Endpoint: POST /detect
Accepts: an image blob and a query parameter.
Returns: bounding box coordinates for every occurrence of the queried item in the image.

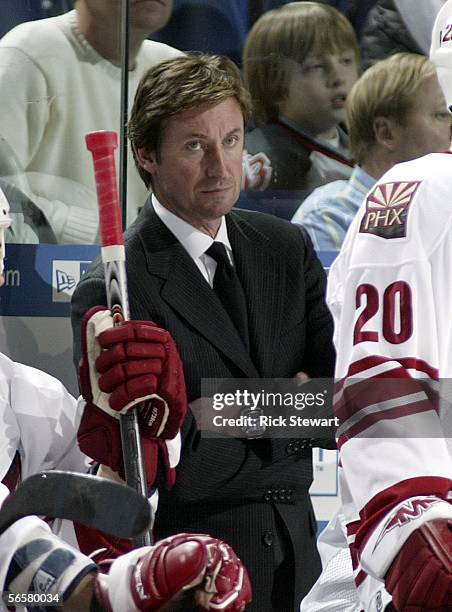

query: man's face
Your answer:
[129,0,173,32]
[280,49,360,138]
[81,0,173,34]
[143,98,244,232]
[394,74,452,162]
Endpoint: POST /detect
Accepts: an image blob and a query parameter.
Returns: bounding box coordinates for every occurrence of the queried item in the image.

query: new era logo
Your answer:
[52,260,91,302]
[55,269,76,292]
[360,181,421,239]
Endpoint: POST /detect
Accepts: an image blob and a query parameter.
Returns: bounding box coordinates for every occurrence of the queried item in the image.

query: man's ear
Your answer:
[373,116,399,152]
[133,144,157,172]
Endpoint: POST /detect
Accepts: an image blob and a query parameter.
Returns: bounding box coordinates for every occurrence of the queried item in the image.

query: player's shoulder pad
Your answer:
[352,153,452,259]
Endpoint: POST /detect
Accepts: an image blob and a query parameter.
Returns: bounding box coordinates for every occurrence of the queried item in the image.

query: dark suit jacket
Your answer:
[71,202,335,611]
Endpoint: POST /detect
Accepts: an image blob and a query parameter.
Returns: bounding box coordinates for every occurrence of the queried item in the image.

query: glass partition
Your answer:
[0,0,351,526]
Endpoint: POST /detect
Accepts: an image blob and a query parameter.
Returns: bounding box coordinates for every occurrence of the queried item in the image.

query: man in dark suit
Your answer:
[71,54,335,611]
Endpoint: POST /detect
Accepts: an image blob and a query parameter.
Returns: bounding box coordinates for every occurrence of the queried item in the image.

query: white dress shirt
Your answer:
[152,194,234,287]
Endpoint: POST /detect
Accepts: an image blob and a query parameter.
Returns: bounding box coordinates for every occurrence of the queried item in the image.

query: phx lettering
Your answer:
[360,181,421,239]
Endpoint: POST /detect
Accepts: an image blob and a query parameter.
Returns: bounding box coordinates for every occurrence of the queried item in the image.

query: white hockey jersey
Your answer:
[0,349,181,609]
[326,151,452,605]
[0,352,88,485]
[0,355,90,610]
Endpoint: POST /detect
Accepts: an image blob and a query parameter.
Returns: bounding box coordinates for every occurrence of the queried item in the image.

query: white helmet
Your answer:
[431,0,452,111]
[0,187,11,277]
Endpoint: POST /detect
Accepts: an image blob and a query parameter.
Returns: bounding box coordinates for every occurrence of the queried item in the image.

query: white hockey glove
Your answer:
[2,519,97,606]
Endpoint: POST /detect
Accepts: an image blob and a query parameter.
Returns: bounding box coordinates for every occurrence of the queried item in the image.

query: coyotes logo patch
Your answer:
[360,181,421,239]
[374,497,440,550]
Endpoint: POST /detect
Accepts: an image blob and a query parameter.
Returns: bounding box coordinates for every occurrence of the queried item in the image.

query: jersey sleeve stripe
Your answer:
[340,355,439,381]
[337,398,434,448]
[335,378,432,424]
[335,355,440,445]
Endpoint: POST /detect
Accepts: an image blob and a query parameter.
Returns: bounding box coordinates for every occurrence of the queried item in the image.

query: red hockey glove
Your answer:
[94,534,252,611]
[385,519,452,610]
[78,306,187,484]
[194,534,252,611]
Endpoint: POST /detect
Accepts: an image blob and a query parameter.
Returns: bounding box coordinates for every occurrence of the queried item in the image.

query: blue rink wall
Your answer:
[0,244,340,530]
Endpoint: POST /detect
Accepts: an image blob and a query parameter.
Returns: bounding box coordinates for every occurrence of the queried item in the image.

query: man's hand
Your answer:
[94,533,252,611]
[385,518,452,610]
[77,306,187,484]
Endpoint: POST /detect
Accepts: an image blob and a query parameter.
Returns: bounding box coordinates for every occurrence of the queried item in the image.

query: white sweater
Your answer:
[0,11,181,243]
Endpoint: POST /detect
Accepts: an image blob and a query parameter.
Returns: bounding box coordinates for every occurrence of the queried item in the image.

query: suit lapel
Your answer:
[227,212,285,376]
[138,207,259,377]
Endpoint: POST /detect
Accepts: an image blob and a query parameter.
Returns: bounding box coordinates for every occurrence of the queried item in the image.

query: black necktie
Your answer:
[206,242,249,349]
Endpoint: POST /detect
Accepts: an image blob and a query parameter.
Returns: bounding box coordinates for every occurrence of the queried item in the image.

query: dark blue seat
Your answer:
[152,0,249,66]
[235,190,307,221]
[0,0,73,38]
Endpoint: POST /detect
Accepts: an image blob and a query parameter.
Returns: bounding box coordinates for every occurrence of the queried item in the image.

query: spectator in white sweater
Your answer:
[0,0,181,244]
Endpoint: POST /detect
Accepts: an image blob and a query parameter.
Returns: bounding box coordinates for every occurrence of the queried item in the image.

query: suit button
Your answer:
[287,489,293,501]
[290,441,298,453]
[263,489,272,502]
[278,488,287,501]
[262,531,274,547]
[285,441,294,455]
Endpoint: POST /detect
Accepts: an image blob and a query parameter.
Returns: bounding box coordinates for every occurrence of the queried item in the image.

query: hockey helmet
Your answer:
[431,0,452,112]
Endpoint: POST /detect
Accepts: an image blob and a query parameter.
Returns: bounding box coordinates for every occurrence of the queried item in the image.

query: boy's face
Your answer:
[280,49,359,138]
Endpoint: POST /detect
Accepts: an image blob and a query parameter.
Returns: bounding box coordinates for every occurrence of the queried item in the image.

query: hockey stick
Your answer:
[119,0,130,230]
[85,130,151,548]
[0,471,151,538]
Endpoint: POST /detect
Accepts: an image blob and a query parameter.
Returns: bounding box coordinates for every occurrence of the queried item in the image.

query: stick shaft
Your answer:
[86,130,151,547]
[119,0,130,230]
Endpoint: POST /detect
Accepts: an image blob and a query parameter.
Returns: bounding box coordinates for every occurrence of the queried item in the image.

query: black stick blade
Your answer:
[0,471,151,538]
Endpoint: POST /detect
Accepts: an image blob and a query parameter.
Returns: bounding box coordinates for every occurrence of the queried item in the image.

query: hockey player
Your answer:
[0,187,252,610]
[321,1,452,610]
[0,480,251,612]
[0,479,251,611]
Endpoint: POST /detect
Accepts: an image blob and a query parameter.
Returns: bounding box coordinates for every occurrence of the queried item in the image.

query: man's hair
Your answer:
[242,1,360,126]
[128,53,251,188]
[346,53,437,165]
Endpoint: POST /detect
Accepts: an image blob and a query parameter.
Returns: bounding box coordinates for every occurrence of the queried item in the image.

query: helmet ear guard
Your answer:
[0,186,12,277]
[430,0,452,113]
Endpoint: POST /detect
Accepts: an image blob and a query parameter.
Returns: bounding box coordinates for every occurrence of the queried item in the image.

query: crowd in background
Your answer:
[0,0,449,250]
